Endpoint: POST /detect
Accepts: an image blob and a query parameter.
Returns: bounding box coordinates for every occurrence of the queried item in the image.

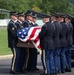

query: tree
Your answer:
[32,5,41,12]
[0,0,74,19]
[39,0,74,15]
[68,0,74,4]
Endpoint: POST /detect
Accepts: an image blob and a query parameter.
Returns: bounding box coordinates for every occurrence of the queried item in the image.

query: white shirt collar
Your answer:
[51,20,57,23]
[12,19,17,23]
[28,20,31,23]
[32,22,35,25]
[59,20,63,23]
[66,21,70,24]
[18,20,22,24]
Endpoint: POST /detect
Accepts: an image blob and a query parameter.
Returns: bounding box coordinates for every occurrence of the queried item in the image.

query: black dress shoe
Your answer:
[9,70,24,74]
[19,70,27,73]
[65,68,71,72]
[49,74,57,75]
[61,71,65,73]
[34,67,39,71]
[9,70,19,74]
[40,73,48,75]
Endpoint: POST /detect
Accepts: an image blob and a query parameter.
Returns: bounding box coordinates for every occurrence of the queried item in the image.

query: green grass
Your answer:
[0,27,12,55]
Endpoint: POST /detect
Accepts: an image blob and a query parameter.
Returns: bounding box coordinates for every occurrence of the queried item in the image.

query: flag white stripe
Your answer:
[31,29,41,40]
[34,40,40,48]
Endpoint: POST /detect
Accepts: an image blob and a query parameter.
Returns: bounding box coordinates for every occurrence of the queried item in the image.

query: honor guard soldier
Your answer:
[15,12,24,30]
[57,13,68,73]
[15,12,28,72]
[51,12,62,74]
[30,13,39,71]
[25,10,36,71]
[32,13,38,26]
[39,15,55,75]
[25,10,33,26]
[65,14,73,72]
[7,12,20,74]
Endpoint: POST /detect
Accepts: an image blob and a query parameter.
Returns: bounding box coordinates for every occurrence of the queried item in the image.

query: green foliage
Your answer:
[0,27,11,55]
[40,0,74,15]
[68,0,74,4]
[0,0,74,17]
[0,0,74,55]
[32,5,41,12]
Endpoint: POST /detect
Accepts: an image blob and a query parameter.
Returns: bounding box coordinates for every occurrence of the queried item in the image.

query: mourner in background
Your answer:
[39,15,55,75]
[7,12,20,74]
[57,13,68,73]
[65,14,73,72]
[51,12,62,74]
[15,12,28,72]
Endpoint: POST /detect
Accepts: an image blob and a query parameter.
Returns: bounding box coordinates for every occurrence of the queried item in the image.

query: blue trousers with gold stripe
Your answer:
[26,48,37,70]
[60,47,67,73]
[10,47,20,72]
[41,50,47,74]
[65,45,72,70]
[41,49,55,74]
[18,47,27,71]
[53,48,61,73]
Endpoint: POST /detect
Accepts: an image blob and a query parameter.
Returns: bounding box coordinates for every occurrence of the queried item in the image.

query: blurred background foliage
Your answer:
[0,0,74,19]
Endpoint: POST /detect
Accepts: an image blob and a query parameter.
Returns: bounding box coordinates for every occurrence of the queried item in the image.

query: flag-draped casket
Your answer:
[17,26,41,50]
[17,40,35,48]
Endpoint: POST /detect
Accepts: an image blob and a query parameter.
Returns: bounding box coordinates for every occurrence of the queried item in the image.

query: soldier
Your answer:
[39,15,55,75]
[30,13,39,71]
[51,12,62,74]
[65,14,73,72]
[57,13,68,73]
[15,12,28,72]
[42,15,49,23]
[16,12,25,30]
[32,13,38,26]
[25,10,33,26]
[7,12,20,74]
[25,10,36,71]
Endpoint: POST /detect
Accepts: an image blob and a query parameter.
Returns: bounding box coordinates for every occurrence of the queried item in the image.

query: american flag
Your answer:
[17,26,41,50]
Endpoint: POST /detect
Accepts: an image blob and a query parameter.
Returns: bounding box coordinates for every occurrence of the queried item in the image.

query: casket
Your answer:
[17,38,35,48]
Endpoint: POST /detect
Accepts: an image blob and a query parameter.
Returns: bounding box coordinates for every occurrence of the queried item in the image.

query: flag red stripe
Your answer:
[33,35,39,43]
[37,44,40,49]
[29,27,40,40]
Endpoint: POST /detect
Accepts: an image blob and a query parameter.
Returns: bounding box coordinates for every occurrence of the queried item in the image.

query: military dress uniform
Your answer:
[52,20,62,73]
[7,19,20,73]
[15,20,23,29]
[25,19,37,71]
[60,20,68,73]
[30,21,39,70]
[23,19,34,71]
[24,11,38,71]
[15,18,29,72]
[39,21,55,75]
[65,18,73,71]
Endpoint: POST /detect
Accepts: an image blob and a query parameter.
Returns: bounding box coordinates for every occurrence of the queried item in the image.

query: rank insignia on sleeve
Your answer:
[12,27,14,30]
